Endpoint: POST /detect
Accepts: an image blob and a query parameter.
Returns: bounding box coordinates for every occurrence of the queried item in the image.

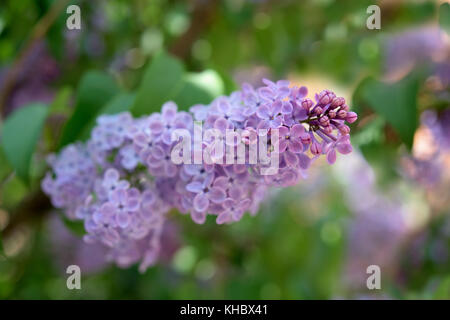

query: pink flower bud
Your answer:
[338,124,350,135]
[337,109,347,119]
[321,126,333,134]
[319,115,330,127]
[300,133,311,145]
[331,97,345,108]
[346,111,358,124]
[301,98,313,111]
[310,141,322,155]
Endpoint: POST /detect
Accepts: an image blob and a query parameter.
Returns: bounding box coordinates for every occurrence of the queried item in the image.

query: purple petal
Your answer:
[186,181,203,193]
[258,87,275,101]
[216,211,231,224]
[208,187,226,204]
[214,117,229,132]
[281,101,293,114]
[290,124,305,138]
[278,126,289,137]
[213,176,229,189]
[149,120,164,135]
[288,140,303,153]
[116,212,130,228]
[161,101,177,122]
[327,148,337,164]
[284,151,299,167]
[297,153,311,170]
[191,210,207,224]
[336,142,353,154]
[222,198,235,209]
[271,100,282,115]
[104,168,119,182]
[193,193,209,212]
[278,140,288,153]
[256,105,271,120]
[126,197,140,212]
[151,145,165,160]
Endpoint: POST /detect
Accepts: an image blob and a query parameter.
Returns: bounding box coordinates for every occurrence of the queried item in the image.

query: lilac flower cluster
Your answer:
[42,79,357,271]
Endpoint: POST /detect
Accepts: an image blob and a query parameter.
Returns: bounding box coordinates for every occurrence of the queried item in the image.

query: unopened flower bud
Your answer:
[317,90,336,105]
[300,133,311,145]
[314,106,323,115]
[340,104,349,111]
[337,109,347,119]
[345,111,358,124]
[301,98,313,111]
[310,141,322,155]
[338,124,350,135]
[328,109,336,119]
[331,97,345,108]
[321,126,333,134]
[319,115,330,127]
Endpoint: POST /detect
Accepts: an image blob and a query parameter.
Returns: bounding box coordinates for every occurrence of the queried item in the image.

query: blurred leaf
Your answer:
[433,276,450,299]
[0,230,4,258]
[132,51,185,116]
[80,92,136,140]
[61,215,86,237]
[1,103,48,183]
[59,71,118,148]
[353,73,419,150]
[173,70,224,109]
[49,86,73,115]
[0,147,13,182]
[1,175,27,208]
[439,3,450,34]
[185,70,224,98]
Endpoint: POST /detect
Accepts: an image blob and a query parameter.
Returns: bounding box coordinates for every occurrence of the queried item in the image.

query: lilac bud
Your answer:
[310,141,322,155]
[317,90,336,105]
[346,111,358,124]
[319,115,330,127]
[301,98,313,111]
[321,125,333,134]
[337,109,347,119]
[328,109,337,119]
[300,133,311,145]
[338,124,350,135]
[341,104,349,111]
[331,97,345,108]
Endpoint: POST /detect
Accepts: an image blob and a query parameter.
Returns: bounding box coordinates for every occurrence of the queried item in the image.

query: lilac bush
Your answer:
[42,79,357,271]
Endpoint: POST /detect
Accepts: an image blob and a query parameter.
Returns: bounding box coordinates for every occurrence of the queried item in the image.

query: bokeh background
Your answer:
[0,0,449,299]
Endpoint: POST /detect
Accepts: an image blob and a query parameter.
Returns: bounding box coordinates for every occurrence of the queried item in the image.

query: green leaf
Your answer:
[353,73,419,150]
[49,86,73,115]
[79,92,136,140]
[132,51,185,116]
[439,3,450,34]
[173,70,225,109]
[61,215,86,237]
[59,71,118,148]
[1,103,48,182]
[0,230,4,258]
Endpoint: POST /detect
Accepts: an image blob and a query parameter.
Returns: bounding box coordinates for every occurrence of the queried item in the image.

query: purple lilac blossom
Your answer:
[42,79,358,271]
